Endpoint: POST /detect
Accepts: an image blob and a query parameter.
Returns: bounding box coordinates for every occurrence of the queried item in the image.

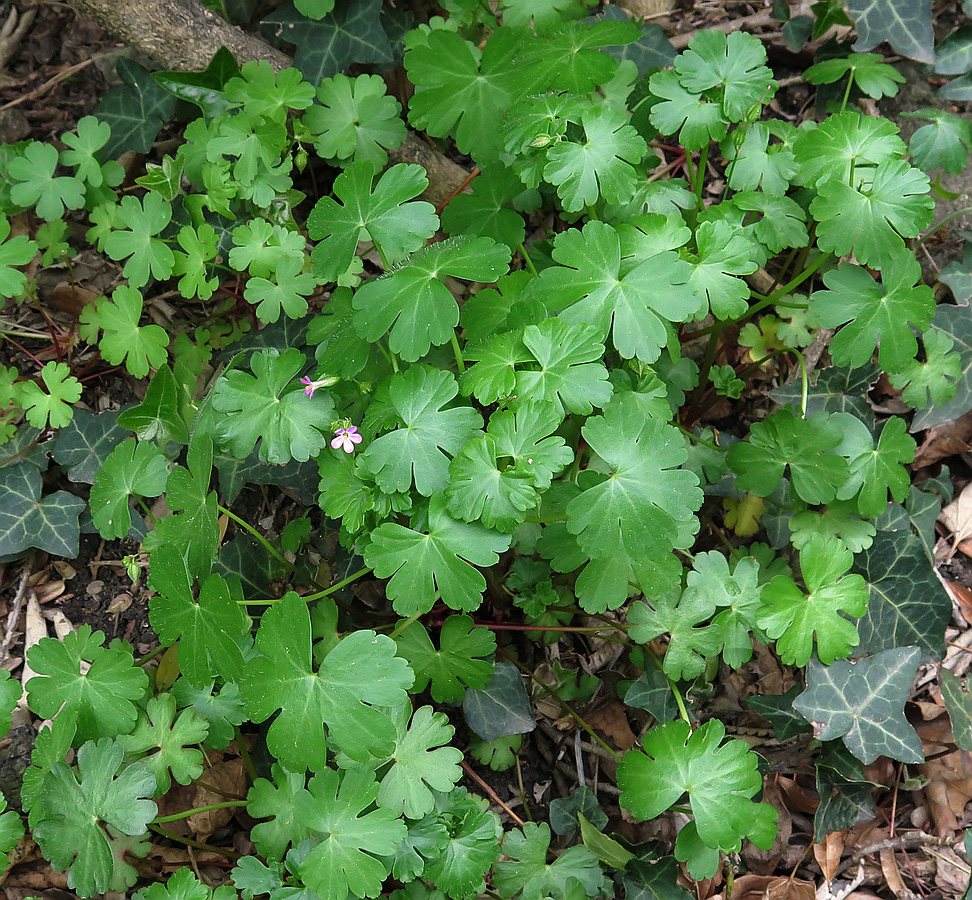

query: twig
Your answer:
[0,52,113,111]
[834,833,960,878]
[0,568,29,668]
[461,759,525,826]
[670,10,775,49]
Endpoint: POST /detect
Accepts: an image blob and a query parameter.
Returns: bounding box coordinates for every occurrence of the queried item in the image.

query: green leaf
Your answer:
[95,58,176,158]
[648,69,728,150]
[7,141,85,221]
[674,30,774,120]
[537,220,696,363]
[793,646,924,763]
[727,408,849,505]
[814,743,875,838]
[810,160,933,269]
[245,255,317,324]
[543,105,648,211]
[440,166,527,249]
[792,111,905,188]
[222,61,316,122]
[117,365,189,445]
[261,0,392,88]
[212,348,335,464]
[229,219,305,279]
[757,534,868,666]
[835,414,915,517]
[362,366,482,496]
[294,766,407,900]
[32,739,156,897]
[617,718,777,852]
[0,461,85,559]
[26,625,148,742]
[745,686,812,741]
[845,0,933,64]
[304,73,405,166]
[307,161,436,283]
[911,292,972,430]
[240,592,413,769]
[394,615,495,703]
[134,866,235,900]
[171,679,245,750]
[461,331,533,405]
[365,495,510,616]
[81,285,170,378]
[425,788,502,898]
[119,693,208,794]
[19,361,81,429]
[628,591,722,681]
[102,192,175,288]
[353,236,510,362]
[52,408,128,484]
[567,402,702,561]
[889,329,962,409]
[906,108,972,174]
[724,123,797,196]
[852,529,951,660]
[623,853,695,900]
[463,661,535,742]
[60,116,115,187]
[494,822,609,900]
[89,439,168,540]
[549,786,608,837]
[770,363,880,429]
[578,812,636,870]
[245,765,311,862]
[0,215,37,298]
[805,52,905,98]
[686,220,759,320]
[151,47,240,118]
[376,704,463,818]
[812,251,938,385]
[148,544,249,686]
[171,223,219,301]
[406,27,529,163]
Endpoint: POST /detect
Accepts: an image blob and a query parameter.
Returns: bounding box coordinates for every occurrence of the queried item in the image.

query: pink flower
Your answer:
[300,376,316,397]
[300,374,340,398]
[331,425,362,453]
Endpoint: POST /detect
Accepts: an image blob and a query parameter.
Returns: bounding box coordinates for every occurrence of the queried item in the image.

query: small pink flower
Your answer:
[300,376,316,397]
[331,425,362,453]
[300,374,340,398]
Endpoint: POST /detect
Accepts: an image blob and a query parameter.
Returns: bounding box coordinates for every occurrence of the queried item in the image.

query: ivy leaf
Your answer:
[7,141,85,221]
[102,192,175,288]
[375,704,463,818]
[212,348,335,464]
[686,220,759,320]
[543,105,647,211]
[494,822,609,900]
[26,625,148,743]
[148,544,249,686]
[617,719,777,852]
[362,366,482,496]
[353,236,510,362]
[294,766,408,900]
[364,495,511,616]
[757,535,869,666]
[852,530,951,660]
[770,363,880,429]
[394,615,496,703]
[0,461,85,559]
[835,414,915,517]
[240,592,413,769]
[810,159,933,269]
[727,408,849,505]
[515,318,613,415]
[566,402,702,562]
[20,361,81,429]
[793,646,924,763]
[261,0,392,88]
[304,73,405,166]
[674,30,774,120]
[809,253,934,375]
[89,439,168,540]
[307,162,437,283]
[845,0,933,64]
[405,27,531,163]
[648,70,728,150]
[119,693,208,795]
[905,108,972,174]
[628,592,722,681]
[32,739,156,897]
[463,661,535,742]
[537,220,696,363]
[82,285,170,379]
[805,52,905,99]
[941,669,972,752]
[95,58,176,158]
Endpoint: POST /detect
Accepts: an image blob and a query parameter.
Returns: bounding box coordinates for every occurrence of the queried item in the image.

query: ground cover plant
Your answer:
[2,0,972,897]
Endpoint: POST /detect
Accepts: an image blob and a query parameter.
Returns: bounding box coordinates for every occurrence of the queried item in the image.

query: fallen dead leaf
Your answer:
[914,409,972,469]
[930,845,970,895]
[940,482,972,559]
[814,830,846,884]
[187,757,246,842]
[582,699,636,751]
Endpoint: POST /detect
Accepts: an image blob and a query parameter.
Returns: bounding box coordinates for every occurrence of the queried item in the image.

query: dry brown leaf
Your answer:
[187,757,246,841]
[718,875,816,900]
[917,717,972,835]
[742,779,792,874]
[878,848,909,897]
[914,410,972,468]
[583,699,636,751]
[940,482,972,557]
[815,830,846,884]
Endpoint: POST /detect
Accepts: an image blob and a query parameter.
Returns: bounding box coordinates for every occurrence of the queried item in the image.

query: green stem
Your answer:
[148,824,239,858]
[678,425,727,452]
[518,243,539,277]
[522,513,567,524]
[138,499,158,528]
[792,349,809,417]
[152,801,247,824]
[450,332,466,374]
[693,145,709,208]
[917,206,972,246]
[839,70,855,113]
[668,676,692,726]
[136,644,169,667]
[373,241,390,271]
[300,566,371,602]
[235,726,257,783]
[389,611,424,640]
[217,504,290,571]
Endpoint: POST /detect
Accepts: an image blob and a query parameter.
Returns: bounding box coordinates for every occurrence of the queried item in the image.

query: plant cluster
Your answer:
[0,0,971,898]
